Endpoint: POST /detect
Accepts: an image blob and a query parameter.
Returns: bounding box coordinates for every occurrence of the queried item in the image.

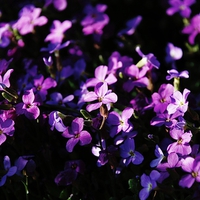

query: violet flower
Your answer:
[167,128,192,156]
[0,23,11,48]
[179,156,200,188]
[62,117,92,152]
[166,0,196,18]
[55,160,85,186]
[166,69,189,80]
[0,116,15,145]
[0,155,17,187]
[120,138,144,166]
[107,107,134,137]
[150,145,165,168]
[15,89,40,120]
[165,43,183,63]
[45,20,72,44]
[44,0,67,11]
[182,14,200,45]
[167,88,190,115]
[86,65,117,88]
[118,15,142,36]
[12,4,48,35]
[83,82,118,112]
[139,170,160,200]
[0,69,14,90]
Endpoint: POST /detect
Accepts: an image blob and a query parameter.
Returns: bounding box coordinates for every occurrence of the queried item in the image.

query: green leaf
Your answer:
[128,178,138,194]
[80,109,92,120]
[59,189,69,199]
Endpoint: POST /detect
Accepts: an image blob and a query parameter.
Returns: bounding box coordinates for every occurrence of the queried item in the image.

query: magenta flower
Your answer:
[12,4,48,35]
[166,0,196,18]
[167,128,192,156]
[86,65,117,88]
[0,69,14,90]
[45,20,72,44]
[166,69,189,80]
[15,89,40,120]
[44,0,67,11]
[182,14,200,45]
[151,83,174,113]
[0,116,15,145]
[55,160,85,186]
[139,170,160,200]
[120,138,144,166]
[62,117,92,152]
[33,74,57,101]
[0,156,17,187]
[83,82,118,112]
[179,156,200,188]
[118,15,142,36]
[167,88,190,115]
[107,107,134,137]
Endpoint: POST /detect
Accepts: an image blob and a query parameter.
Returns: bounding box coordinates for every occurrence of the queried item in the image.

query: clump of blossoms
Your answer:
[0,0,200,199]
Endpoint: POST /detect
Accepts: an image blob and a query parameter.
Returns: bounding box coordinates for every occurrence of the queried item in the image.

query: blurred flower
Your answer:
[55,160,85,186]
[165,43,183,63]
[182,14,200,45]
[166,69,189,80]
[44,0,67,11]
[166,0,196,18]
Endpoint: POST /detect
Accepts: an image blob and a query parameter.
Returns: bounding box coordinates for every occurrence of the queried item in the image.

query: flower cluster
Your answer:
[0,0,200,199]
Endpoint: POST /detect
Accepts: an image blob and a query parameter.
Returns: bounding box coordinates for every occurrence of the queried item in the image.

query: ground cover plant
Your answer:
[0,0,200,199]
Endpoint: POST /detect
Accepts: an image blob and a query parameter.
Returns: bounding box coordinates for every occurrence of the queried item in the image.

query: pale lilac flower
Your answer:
[83,82,118,112]
[62,117,92,152]
[0,156,17,187]
[0,23,11,48]
[0,69,14,90]
[166,69,189,80]
[86,65,117,87]
[0,116,15,145]
[118,15,142,36]
[150,145,165,168]
[120,138,144,166]
[167,128,192,155]
[166,0,196,18]
[139,170,160,200]
[165,43,183,63]
[107,107,134,137]
[45,20,72,44]
[55,160,85,186]
[179,156,200,188]
[48,111,67,132]
[12,4,48,35]
[44,0,67,11]
[15,89,40,120]
[167,88,190,115]
[182,14,200,45]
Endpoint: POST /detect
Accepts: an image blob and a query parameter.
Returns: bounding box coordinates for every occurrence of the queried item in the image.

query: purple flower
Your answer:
[139,170,160,200]
[62,117,92,152]
[123,65,149,92]
[167,88,190,115]
[46,92,74,106]
[0,156,17,187]
[114,130,137,145]
[33,74,57,101]
[45,20,72,44]
[44,0,67,11]
[166,69,189,80]
[182,14,200,44]
[55,160,85,186]
[0,23,11,48]
[83,82,118,112]
[179,156,200,188]
[48,111,67,132]
[151,83,174,113]
[107,107,134,137]
[12,5,48,35]
[167,128,192,155]
[0,69,14,90]
[86,65,117,87]
[165,43,183,63]
[15,89,40,120]
[118,15,142,36]
[120,138,144,166]
[166,0,196,18]
[150,145,165,168]
[0,116,15,145]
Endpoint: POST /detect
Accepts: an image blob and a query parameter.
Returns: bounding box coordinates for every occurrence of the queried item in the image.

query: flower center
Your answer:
[148,183,152,191]
[74,133,80,139]
[160,98,165,103]
[129,150,135,156]
[192,171,198,178]
[0,129,3,135]
[37,85,42,91]
[177,138,183,145]
[71,163,77,170]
